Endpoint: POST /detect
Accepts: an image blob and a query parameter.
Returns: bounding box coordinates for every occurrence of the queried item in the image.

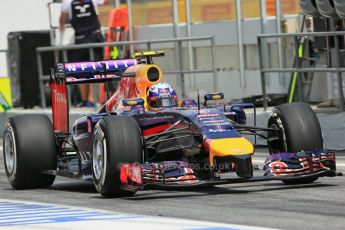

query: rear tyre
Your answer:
[92,116,143,197]
[267,102,323,184]
[2,115,57,189]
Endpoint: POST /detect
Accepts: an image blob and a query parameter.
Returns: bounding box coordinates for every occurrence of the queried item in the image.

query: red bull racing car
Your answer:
[2,51,338,197]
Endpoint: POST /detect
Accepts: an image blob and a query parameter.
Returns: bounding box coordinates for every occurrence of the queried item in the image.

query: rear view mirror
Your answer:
[122,98,144,107]
[204,92,224,106]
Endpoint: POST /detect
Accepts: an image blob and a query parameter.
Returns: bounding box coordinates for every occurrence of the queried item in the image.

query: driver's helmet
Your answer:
[147,82,177,108]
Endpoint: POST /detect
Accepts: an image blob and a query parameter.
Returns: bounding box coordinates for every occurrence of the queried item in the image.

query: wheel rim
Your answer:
[4,125,16,175]
[268,119,287,153]
[92,127,106,181]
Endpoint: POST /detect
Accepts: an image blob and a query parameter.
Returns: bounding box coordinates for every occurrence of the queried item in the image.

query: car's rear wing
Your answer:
[50,52,165,133]
[52,59,137,85]
[50,59,137,133]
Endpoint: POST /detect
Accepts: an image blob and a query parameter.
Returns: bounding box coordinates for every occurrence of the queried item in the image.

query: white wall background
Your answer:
[0,0,53,77]
[0,1,330,104]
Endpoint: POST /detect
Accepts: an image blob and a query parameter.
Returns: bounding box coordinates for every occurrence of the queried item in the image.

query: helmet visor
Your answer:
[149,98,177,108]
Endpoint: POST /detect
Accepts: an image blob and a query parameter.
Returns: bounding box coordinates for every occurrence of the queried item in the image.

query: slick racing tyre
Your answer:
[267,102,323,184]
[3,115,57,189]
[92,116,143,197]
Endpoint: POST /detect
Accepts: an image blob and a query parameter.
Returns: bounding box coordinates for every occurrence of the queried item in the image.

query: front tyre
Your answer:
[267,102,323,184]
[92,116,143,197]
[2,115,57,189]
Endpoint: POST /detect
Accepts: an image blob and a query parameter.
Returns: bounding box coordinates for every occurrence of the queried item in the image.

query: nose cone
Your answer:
[209,137,254,167]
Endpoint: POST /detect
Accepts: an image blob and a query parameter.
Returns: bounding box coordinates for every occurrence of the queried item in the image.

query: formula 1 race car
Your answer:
[2,51,338,197]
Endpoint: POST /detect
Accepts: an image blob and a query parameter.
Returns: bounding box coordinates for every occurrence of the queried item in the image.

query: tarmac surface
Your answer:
[0,143,345,230]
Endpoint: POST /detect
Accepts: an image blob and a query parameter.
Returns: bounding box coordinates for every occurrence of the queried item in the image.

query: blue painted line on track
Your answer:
[0,200,141,227]
[0,204,51,208]
[0,205,52,209]
[0,216,140,227]
[0,207,73,215]
[0,201,262,230]
[0,211,112,221]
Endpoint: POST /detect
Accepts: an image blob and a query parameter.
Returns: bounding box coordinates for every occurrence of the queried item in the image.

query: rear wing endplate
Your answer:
[50,59,137,133]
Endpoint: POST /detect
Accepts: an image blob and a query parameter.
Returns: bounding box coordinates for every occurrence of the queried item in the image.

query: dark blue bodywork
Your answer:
[69,105,247,177]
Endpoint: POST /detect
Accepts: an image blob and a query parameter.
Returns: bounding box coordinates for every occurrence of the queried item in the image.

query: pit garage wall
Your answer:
[0,0,326,104]
[134,17,326,103]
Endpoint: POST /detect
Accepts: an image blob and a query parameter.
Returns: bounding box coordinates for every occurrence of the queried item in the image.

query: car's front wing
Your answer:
[118,150,339,191]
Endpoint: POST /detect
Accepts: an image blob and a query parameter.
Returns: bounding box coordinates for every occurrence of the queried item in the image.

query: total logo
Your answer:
[53,89,67,103]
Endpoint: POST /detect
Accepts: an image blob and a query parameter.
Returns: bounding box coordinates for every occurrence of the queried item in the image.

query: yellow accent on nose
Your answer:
[209,137,254,167]
[127,101,138,105]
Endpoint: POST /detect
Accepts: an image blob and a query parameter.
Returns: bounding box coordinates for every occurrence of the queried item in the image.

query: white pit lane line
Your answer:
[0,199,279,230]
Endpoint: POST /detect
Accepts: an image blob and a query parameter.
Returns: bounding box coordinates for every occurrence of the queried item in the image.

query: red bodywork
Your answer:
[51,81,68,133]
